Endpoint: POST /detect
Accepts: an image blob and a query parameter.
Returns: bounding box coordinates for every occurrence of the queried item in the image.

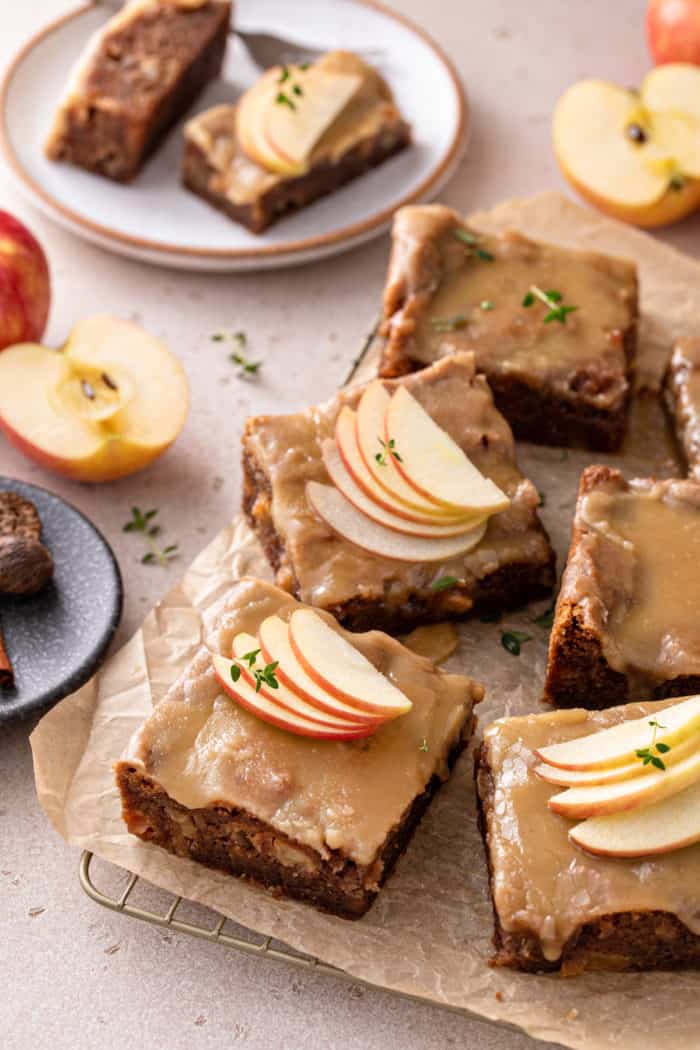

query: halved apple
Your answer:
[536,696,700,771]
[231,632,372,734]
[553,64,700,227]
[212,653,371,740]
[548,745,700,819]
[322,439,485,538]
[335,406,469,525]
[306,481,488,562]
[569,778,700,858]
[258,615,383,725]
[288,608,412,717]
[0,316,189,483]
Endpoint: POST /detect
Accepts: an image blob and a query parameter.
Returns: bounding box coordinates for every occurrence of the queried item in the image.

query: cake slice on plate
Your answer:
[544,465,700,708]
[182,50,411,233]
[116,577,482,918]
[378,204,638,451]
[45,0,231,182]
[242,352,555,634]
[476,697,700,973]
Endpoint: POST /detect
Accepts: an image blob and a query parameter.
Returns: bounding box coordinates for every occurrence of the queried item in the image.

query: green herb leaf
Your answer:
[375,437,402,466]
[670,173,686,192]
[230,664,241,683]
[533,602,555,629]
[276,92,296,109]
[432,575,459,592]
[476,248,494,262]
[123,506,178,566]
[538,490,546,507]
[522,292,535,307]
[656,742,671,754]
[431,314,467,333]
[522,285,578,324]
[230,351,262,375]
[480,299,495,311]
[419,738,429,752]
[501,630,533,656]
[242,648,260,667]
[453,228,478,246]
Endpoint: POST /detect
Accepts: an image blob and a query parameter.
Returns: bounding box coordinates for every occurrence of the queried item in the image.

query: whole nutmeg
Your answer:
[0,535,54,595]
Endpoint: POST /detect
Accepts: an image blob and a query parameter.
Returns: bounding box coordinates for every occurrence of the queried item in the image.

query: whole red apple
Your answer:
[647,0,700,64]
[0,210,50,351]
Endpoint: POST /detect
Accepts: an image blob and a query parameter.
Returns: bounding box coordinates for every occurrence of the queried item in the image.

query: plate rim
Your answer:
[0,0,468,262]
[0,475,123,723]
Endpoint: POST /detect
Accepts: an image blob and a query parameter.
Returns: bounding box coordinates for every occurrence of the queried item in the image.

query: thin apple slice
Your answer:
[212,654,371,740]
[536,696,700,771]
[355,382,459,515]
[335,407,474,525]
[236,70,299,176]
[535,729,700,787]
[386,386,510,514]
[288,608,412,717]
[231,632,372,733]
[548,745,700,819]
[306,481,487,562]
[322,439,485,538]
[569,778,700,857]
[258,615,383,725]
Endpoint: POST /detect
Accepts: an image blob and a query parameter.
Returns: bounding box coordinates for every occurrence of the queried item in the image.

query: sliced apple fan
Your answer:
[535,696,700,857]
[307,380,508,561]
[212,610,412,738]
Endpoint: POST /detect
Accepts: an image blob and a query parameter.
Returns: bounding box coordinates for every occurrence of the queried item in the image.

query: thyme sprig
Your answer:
[635,718,672,771]
[375,437,402,466]
[275,64,307,110]
[522,285,578,324]
[453,227,494,262]
[230,649,280,693]
[211,330,261,376]
[123,506,179,566]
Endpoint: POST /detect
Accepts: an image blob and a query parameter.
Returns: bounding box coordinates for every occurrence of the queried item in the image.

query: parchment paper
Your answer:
[31,194,700,1050]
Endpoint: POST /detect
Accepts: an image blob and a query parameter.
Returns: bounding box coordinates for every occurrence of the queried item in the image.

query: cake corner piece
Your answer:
[115,576,482,918]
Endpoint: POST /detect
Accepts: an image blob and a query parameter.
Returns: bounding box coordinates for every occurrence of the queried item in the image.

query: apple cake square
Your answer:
[544,465,700,708]
[116,577,482,918]
[476,698,700,973]
[242,352,555,634]
[45,0,231,182]
[664,337,700,477]
[182,51,411,233]
[378,204,638,451]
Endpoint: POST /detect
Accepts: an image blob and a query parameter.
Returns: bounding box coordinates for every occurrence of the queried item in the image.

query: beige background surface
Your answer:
[3,3,700,1049]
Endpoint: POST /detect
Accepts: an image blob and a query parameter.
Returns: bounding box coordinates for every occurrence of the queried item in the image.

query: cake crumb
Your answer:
[495,991,503,1002]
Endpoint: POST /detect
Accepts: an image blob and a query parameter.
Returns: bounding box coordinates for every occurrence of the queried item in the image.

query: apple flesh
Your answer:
[569,778,700,857]
[647,0,700,65]
[306,481,488,562]
[258,615,384,725]
[553,65,700,227]
[385,386,509,514]
[288,608,412,717]
[536,696,700,771]
[548,745,700,819]
[212,653,370,740]
[0,210,50,351]
[0,316,189,482]
[231,631,371,733]
[535,729,700,787]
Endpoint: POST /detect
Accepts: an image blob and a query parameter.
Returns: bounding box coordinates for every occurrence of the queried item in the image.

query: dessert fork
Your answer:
[95,1,382,68]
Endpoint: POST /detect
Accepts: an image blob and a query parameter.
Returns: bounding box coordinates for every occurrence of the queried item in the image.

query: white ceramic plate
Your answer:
[0,0,467,271]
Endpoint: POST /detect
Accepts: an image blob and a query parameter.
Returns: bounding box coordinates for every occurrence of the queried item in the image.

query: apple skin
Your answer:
[0,210,50,351]
[647,0,700,65]
[561,162,700,229]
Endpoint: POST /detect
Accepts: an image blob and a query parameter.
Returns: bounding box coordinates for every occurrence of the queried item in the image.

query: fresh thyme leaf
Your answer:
[253,660,279,693]
[278,66,290,83]
[480,609,501,623]
[299,61,311,70]
[538,490,546,507]
[431,314,467,333]
[656,742,671,754]
[230,351,262,375]
[123,506,178,566]
[501,630,532,656]
[230,664,241,683]
[375,437,402,466]
[533,602,555,628]
[635,719,671,771]
[211,333,225,342]
[670,173,686,192]
[276,92,296,109]
[453,228,478,246]
[293,84,303,96]
[476,248,494,262]
[419,738,429,752]
[432,575,459,592]
[522,285,578,324]
[480,299,495,311]
[242,648,260,667]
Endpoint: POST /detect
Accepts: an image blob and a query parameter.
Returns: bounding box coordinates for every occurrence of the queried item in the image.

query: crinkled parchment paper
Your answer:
[31,194,700,1050]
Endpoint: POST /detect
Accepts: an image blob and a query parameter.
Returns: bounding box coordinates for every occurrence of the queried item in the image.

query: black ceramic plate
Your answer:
[0,477,123,724]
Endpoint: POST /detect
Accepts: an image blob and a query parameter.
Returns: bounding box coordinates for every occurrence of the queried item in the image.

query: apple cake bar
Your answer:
[664,337,700,477]
[476,699,700,973]
[378,204,638,451]
[182,51,411,233]
[45,0,231,182]
[242,353,555,634]
[116,577,482,918]
[544,465,700,708]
